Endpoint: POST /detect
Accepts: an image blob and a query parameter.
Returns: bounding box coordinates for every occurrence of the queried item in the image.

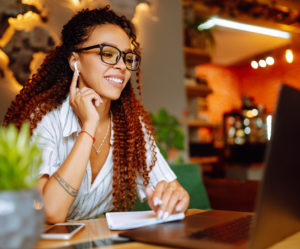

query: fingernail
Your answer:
[162,212,169,220]
[157,210,163,219]
[176,205,182,212]
[154,197,161,206]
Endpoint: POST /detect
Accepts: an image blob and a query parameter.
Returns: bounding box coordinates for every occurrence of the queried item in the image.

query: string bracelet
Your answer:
[78,130,95,143]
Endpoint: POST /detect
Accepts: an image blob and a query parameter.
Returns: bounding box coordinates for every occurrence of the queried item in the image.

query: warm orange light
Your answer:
[8,11,40,31]
[132,3,151,26]
[285,49,294,63]
[246,109,258,118]
[0,49,9,65]
[136,3,150,12]
[22,0,43,10]
[0,25,15,47]
[71,0,80,6]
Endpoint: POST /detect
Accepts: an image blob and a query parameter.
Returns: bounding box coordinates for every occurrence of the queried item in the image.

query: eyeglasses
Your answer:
[75,44,140,71]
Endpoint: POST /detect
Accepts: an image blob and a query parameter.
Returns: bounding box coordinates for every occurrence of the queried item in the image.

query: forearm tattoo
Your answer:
[53,172,78,197]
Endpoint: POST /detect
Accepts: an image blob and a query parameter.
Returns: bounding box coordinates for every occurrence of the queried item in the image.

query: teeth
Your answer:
[105,77,123,84]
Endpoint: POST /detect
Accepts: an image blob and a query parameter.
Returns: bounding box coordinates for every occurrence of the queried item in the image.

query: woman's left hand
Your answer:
[146,180,190,219]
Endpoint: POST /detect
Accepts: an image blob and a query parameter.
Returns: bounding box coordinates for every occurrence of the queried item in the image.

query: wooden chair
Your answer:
[203,177,260,212]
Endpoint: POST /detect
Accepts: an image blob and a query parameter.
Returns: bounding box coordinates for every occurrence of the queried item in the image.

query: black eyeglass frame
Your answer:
[74,44,141,71]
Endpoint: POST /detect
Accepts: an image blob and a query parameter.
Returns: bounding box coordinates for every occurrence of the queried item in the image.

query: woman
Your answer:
[4,6,189,223]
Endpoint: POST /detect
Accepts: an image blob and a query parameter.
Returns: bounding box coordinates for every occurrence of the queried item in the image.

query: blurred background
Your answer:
[1,0,300,211]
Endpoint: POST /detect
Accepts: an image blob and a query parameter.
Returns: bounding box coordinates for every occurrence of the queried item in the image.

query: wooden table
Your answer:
[35,209,202,249]
[35,209,300,249]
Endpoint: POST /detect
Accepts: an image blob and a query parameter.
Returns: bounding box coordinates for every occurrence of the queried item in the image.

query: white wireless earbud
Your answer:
[73,61,79,74]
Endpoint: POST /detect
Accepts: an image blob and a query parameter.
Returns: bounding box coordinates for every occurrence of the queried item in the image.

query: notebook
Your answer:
[119,84,300,249]
[106,210,184,230]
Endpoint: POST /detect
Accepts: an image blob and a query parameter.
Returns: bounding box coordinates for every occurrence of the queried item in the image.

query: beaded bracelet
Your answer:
[78,130,95,143]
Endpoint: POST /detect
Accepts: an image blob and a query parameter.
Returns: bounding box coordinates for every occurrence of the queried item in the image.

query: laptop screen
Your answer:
[249,84,300,249]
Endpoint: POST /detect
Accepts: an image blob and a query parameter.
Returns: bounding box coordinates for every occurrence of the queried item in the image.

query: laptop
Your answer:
[119,84,300,249]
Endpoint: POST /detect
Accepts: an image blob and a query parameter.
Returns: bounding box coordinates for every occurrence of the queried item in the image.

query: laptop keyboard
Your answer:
[189,215,253,244]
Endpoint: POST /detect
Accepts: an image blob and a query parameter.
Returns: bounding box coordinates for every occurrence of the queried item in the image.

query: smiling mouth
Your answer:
[104,77,124,84]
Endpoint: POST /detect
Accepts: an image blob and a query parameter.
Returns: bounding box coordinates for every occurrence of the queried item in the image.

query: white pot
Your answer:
[0,188,44,249]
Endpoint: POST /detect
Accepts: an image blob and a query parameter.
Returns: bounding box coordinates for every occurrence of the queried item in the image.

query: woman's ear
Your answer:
[68,52,80,73]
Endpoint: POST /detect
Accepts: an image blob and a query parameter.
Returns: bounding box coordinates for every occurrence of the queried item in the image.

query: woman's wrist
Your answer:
[82,122,97,136]
[78,130,95,142]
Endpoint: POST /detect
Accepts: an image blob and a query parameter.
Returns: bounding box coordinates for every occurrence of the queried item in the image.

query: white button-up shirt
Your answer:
[33,96,176,220]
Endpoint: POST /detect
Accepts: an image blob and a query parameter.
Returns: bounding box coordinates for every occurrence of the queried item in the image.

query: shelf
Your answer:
[187,120,215,128]
[185,84,212,98]
[184,46,211,67]
[184,46,213,166]
[189,156,219,164]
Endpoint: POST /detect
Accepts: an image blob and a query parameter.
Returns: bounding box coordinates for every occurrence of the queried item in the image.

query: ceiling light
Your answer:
[198,17,291,39]
[266,56,275,65]
[285,49,294,63]
[251,60,258,69]
[198,19,215,30]
[259,59,267,67]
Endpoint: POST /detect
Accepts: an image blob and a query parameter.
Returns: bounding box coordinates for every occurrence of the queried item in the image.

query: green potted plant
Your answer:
[150,108,185,163]
[0,122,44,249]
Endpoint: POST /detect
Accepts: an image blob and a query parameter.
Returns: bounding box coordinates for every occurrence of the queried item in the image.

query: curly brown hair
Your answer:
[4,5,157,211]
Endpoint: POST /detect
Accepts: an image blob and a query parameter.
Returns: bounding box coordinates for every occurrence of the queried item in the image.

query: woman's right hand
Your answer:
[69,71,102,133]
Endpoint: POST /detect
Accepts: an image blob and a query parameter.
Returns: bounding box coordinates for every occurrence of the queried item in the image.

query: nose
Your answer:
[113,55,127,71]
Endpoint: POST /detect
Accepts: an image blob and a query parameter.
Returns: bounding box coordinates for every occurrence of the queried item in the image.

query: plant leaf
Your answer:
[0,122,42,190]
